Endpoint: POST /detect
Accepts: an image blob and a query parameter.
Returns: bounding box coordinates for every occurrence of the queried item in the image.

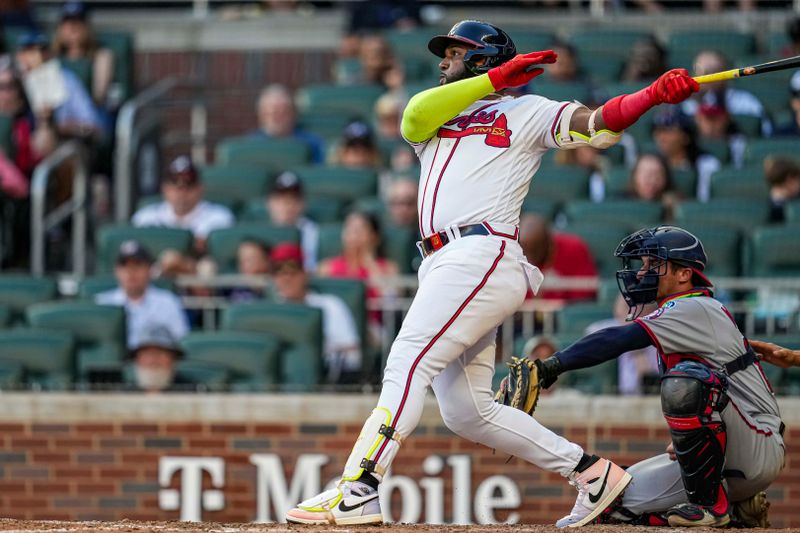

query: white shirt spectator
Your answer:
[305,292,361,373]
[95,286,189,349]
[132,200,234,240]
[682,88,772,137]
[298,217,320,272]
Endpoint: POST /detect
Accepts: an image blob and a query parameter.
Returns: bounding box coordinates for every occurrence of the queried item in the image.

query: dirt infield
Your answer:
[1,522,800,533]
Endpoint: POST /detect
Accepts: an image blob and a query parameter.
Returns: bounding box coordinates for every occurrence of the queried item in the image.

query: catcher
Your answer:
[499,225,785,527]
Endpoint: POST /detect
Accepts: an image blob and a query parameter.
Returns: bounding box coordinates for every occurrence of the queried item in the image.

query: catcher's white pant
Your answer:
[374,233,583,476]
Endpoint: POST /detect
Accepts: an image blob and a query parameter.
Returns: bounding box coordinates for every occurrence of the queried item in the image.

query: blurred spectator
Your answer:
[555,145,608,202]
[265,170,319,271]
[132,155,234,254]
[783,16,800,58]
[518,213,597,302]
[341,2,419,58]
[157,250,217,328]
[227,239,271,303]
[585,295,659,395]
[95,240,189,349]
[385,177,418,230]
[523,335,559,361]
[345,34,400,89]
[52,1,115,109]
[272,242,362,383]
[694,93,746,168]
[627,152,681,219]
[334,120,382,168]
[775,71,800,137]
[683,50,771,137]
[622,38,666,83]
[374,92,404,142]
[764,156,800,223]
[128,324,195,394]
[15,30,106,141]
[546,42,581,83]
[0,63,57,177]
[651,106,721,202]
[248,84,324,164]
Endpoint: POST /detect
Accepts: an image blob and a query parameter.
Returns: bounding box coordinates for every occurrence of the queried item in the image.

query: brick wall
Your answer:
[0,415,796,526]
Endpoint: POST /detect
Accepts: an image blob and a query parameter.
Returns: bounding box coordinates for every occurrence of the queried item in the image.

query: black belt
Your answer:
[419,223,491,257]
[723,347,757,376]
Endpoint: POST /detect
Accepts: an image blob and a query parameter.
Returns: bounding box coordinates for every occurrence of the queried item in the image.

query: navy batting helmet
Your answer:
[428,20,516,76]
[614,225,711,310]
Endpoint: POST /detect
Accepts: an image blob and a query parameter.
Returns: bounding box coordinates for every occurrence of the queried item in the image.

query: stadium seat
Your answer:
[698,138,730,164]
[562,360,618,395]
[383,224,418,275]
[97,225,194,273]
[200,163,271,212]
[674,199,769,232]
[746,138,799,164]
[78,275,176,299]
[568,30,652,57]
[530,81,592,105]
[223,302,323,390]
[308,277,367,349]
[557,301,613,336]
[564,200,662,229]
[678,223,741,277]
[507,29,556,52]
[784,201,800,224]
[605,165,696,199]
[745,70,795,117]
[206,224,300,273]
[317,223,343,262]
[577,52,624,84]
[298,111,354,142]
[521,196,559,220]
[0,329,75,389]
[215,137,311,169]
[530,166,589,203]
[598,278,622,303]
[746,225,800,277]
[26,302,127,382]
[0,275,58,325]
[97,31,135,103]
[174,360,229,392]
[0,359,23,389]
[0,114,14,158]
[239,197,345,225]
[667,30,755,60]
[385,27,450,60]
[0,304,9,328]
[564,222,631,278]
[709,165,768,200]
[181,331,281,391]
[296,84,384,117]
[293,166,378,203]
[732,114,762,138]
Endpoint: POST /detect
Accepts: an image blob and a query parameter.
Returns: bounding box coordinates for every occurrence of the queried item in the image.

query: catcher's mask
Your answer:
[614,225,711,318]
[428,20,517,77]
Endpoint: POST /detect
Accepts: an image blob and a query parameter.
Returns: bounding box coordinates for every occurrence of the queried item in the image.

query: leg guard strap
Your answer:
[342,408,405,482]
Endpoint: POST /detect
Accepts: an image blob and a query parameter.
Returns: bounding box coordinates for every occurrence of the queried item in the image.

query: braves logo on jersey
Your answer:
[438,105,512,148]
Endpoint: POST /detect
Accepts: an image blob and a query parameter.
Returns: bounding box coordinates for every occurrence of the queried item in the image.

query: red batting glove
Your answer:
[602,68,699,132]
[487,50,558,91]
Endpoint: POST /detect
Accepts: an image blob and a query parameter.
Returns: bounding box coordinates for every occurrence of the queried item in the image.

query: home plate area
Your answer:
[1,521,799,533]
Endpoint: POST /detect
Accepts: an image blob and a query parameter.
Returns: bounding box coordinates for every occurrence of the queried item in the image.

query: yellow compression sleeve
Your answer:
[400,74,496,143]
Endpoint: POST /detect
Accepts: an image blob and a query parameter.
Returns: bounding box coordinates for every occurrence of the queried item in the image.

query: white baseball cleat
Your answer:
[285,481,383,525]
[556,458,633,528]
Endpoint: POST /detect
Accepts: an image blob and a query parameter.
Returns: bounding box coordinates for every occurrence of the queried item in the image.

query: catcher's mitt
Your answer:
[494,356,541,416]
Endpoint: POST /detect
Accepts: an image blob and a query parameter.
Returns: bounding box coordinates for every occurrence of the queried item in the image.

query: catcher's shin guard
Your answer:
[661,361,730,516]
[342,408,404,483]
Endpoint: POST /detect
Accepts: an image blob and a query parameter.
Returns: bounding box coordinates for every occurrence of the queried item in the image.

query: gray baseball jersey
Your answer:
[635,289,782,436]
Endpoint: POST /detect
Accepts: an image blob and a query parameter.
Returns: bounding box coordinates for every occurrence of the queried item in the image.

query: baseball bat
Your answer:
[693,54,800,84]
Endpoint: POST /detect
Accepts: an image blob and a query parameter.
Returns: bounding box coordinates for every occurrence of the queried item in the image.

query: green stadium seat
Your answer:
[0,114,14,159]
[507,29,556,52]
[744,70,795,117]
[173,360,229,392]
[564,200,662,229]
[223,302,323,390]
[97,31,134,104]
[577,51,624,84]
[732,114,762,138]
[200,164,271,211]
[598,278,621,303]
[78,275,176,299]
[785,201,800,224]
[521,196,559,220]
[0,359,23,389]
[97,225,194,273]
[181,331,281,391]
[674,199,769,232]
[746,138,800,164]
[308,277,367,348]
[26,302,127,382]
[568,30,652,57]
[238,197,345,225]
[530,166,589,203]
[296,84,384,117]
[0,329,75,389]
[382,224,418,275]
[679,223,741,277]
[746,225,800,277]
[530,81,592,105]
[698,138,730,164]
[557,301,613,336]
[385,27,450,60]
[564,222,631,278]
[0,304,9,329]
[215,137,311,169]
[709,165,768,200]
[0,275,58,325]
[206,224,300,273]
[59,57,92,92]
[667,30,755,60]
[605,165,695,199]
[293,166,378,203]
[562,360,618,394]
[298,111,355,142]
[317,223,343,262]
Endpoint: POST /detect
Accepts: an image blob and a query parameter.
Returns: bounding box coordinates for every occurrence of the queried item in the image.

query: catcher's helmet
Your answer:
[614,225,711,311]
[428,20,516,76]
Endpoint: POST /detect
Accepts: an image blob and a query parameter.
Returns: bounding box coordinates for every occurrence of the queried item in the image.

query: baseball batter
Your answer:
[534,226,785,527]
[286,20,700,527]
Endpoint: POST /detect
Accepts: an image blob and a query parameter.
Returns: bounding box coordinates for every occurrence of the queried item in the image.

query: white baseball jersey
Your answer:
[408,94,569,238]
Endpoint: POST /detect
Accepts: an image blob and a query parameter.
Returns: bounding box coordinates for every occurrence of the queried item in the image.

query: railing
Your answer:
[114,77,208,222]
[30,141,89,277]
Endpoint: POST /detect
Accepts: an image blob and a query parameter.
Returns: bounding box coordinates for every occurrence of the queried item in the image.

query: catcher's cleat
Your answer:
[666,503,731,528]
[285,481,382,525]
[556,458,633,528]
[732,491,770,528]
